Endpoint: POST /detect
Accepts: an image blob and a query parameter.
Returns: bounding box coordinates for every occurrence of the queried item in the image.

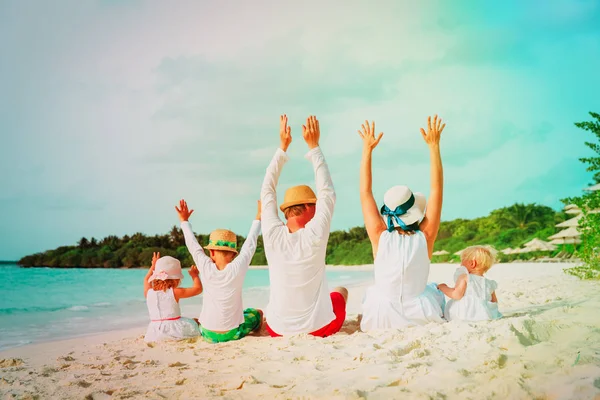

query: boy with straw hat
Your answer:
[175,199,263,343]
[260,115,348,337]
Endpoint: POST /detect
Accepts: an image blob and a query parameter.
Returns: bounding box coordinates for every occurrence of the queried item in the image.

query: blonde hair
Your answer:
[152,279,180,292]
[461,245,498,273]
[284,204,308,220]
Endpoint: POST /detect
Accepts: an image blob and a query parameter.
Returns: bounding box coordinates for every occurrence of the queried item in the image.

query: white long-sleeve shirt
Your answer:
[181,220,261,331]
[261,146,337,335]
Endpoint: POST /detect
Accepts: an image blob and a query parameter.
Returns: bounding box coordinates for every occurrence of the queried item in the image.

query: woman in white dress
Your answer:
[438,245,502,321]
[358,116,447,331]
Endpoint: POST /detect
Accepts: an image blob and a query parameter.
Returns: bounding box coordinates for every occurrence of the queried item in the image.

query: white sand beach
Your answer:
[2,263,600,399]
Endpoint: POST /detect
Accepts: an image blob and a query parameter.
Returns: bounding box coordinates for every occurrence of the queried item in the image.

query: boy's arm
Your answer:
[144,252,159,298]
[180,221,212,269]
[174,265,203,300]
[175,199,213,269]
[230,211,262,274]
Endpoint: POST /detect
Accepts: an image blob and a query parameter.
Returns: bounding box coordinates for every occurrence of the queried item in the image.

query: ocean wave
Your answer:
[92,302,111,307]
[67,305,89,311]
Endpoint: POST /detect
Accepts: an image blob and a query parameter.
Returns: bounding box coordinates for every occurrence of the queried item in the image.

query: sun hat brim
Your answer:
[148,271,184,283]
[280,198,317,212]
[385,192,426,227]
[204,244,238,254]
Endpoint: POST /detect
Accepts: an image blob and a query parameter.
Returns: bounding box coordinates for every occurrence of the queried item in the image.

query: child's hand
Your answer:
[256,200,261,220]
[437,283,447,290]
[175,199,194,222]
[188,265,199,278]
[151,252,160,272]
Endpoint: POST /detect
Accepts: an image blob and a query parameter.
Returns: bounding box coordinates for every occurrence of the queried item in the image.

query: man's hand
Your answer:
[151,251,160,273]
[175,199,194,222]
[358,120,383,151]
[256,200,261,220]
[188,265,199,278]
[302,115,320,150]
[280,114,292,152]
[420,115,446,147]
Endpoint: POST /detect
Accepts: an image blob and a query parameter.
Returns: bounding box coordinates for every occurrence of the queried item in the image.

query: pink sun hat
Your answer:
[148,256,184,283]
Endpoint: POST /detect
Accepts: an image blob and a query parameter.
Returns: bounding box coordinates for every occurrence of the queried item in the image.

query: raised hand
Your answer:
[256,200,261,220]
[358,120,383,151]
[280,114,292,152]
[151,251,160,272]
[302,115,320,150]
[420,115,446,147]
[188,264,199,278]
[175,199,194,222]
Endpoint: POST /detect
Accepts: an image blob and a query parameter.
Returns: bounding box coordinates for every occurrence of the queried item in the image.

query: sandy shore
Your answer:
[2,263,600,399]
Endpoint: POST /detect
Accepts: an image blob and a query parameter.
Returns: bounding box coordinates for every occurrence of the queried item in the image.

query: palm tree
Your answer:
[491,203,543,231]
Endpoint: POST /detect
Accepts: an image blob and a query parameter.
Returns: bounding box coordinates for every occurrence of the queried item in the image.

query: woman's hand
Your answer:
[358,120,383,151]
[420,115,445,147]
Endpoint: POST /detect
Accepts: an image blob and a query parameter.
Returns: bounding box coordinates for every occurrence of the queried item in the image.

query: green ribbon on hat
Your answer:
[208,239,237,249]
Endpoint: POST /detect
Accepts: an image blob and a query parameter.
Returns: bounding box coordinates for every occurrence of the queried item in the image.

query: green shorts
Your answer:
[201,308,261,344]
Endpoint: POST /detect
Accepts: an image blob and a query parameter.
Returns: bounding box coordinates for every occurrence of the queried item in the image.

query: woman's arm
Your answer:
[358,121,386,256]
[143,252,159,298]
[418,115,446,258]
[174,265,203,301]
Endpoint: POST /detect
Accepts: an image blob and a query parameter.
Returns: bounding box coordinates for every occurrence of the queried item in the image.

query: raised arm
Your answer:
[230,201,262,274]
[418,115,446,258]
[143,251,159,298]
[358,120,386,255]
[303,116,336,241]
[176,199,212,269]
[260,115,291,235]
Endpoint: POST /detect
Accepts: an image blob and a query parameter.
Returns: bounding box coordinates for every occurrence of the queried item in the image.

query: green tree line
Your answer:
[18,202,569,268]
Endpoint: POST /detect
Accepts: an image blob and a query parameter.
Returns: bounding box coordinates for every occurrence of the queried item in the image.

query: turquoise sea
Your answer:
[0,264,371,350]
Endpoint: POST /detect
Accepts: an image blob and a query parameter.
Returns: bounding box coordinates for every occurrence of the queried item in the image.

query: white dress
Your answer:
[444,267,502,321]
[144,288,200,342]
[360,230,445,331]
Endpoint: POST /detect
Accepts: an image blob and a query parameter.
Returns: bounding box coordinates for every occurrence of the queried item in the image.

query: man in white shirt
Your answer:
[261,114,348,337]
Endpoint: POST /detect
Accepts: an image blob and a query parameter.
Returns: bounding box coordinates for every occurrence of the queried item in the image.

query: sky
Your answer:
[1,0,599,260]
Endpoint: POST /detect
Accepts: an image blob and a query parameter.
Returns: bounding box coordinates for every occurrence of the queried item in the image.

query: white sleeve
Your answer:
[181,221,213,272]
[304,147,336,243]
[229,220,261,275]
[453,266,469,283]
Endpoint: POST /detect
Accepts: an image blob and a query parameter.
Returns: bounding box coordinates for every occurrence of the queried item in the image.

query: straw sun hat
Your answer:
[148,256,184,283]
[205,229,238,254]
[280,185,317,212]
[381,185,427,229]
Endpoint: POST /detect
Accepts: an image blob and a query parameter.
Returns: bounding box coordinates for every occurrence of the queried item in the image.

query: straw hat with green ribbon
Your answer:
[205,229,238,254]
[280,185,317,212]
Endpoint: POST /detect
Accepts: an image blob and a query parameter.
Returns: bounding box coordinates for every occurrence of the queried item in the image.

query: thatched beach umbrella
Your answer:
[501,247,514,255]
[454,249,465,256]
[556,215,582,228]
[522,238,556,252]
[548,227,581,245]
[564,204,582,215]
[432,250,449,256]
[584,183,600,191]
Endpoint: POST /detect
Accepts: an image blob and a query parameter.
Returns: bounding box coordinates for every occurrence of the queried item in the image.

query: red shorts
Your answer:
[265,292,347,338]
